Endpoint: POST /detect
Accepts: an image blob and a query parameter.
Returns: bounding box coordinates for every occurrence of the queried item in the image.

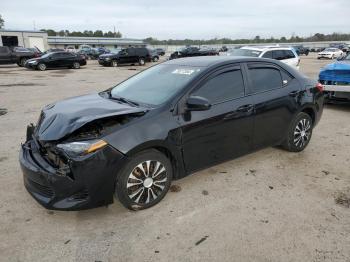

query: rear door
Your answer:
[244,62,302,149]
[180,65,254,172]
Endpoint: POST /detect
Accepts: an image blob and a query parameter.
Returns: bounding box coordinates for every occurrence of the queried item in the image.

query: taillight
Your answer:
[315,82,324,92]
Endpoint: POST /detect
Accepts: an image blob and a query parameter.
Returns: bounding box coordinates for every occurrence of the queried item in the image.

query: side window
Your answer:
[284,50,296,59]
[192,70,245,104]
[248,67,282,93]
[262,51,272,59]
[0,47,8,53]
[272,50,286,60]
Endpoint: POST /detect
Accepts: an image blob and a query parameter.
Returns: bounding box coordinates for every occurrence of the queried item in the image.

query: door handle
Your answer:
[236,104,254,112]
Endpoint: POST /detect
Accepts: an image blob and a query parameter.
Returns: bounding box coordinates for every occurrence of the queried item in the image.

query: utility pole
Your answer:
[113,25,116,37]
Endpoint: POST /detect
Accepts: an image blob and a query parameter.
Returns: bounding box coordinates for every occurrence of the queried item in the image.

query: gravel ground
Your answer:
[0,53,349,262]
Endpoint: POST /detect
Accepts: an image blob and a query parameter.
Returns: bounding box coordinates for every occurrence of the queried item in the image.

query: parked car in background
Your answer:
[19,56,324,211]
[24,51,86,71]
[219,46,228,52]
[292,45,310,56]
[154,48,165,56]
[0,46,36,66]
[65,47,76,53]
[330,43,349,53]
[42,48,65,56]
[169,46,218,59]
[98,47,151,67]
[150,49,160,62]
[317,48,343,59]
[227,46,300,69]
[319,53,350,103]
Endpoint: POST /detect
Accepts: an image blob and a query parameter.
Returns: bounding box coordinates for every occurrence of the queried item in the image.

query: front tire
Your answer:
[111,60,118,67]
[115,149,172,210]
[138,58,145,66]
[37,63,47,71]
[152,56,159,62]
[282,112,313,152]
[72,62,80,69]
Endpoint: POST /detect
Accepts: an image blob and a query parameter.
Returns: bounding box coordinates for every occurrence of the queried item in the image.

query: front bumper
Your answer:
[98,59,112,66]
[19,139,126,210]
[24,63,38,69]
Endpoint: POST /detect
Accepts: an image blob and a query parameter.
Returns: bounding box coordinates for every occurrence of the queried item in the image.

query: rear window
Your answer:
[229,49,262,57]
[248,67,282,93]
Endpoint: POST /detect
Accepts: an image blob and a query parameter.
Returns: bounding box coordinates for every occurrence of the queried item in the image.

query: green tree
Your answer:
[0,15,4,29]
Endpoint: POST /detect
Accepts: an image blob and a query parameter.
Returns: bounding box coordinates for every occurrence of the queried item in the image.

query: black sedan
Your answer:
[25,51,86,71]
[19,56,324,211]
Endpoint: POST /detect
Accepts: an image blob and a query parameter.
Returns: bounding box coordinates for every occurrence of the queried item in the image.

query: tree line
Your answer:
[40,29,122,38]
[144,33,350,45]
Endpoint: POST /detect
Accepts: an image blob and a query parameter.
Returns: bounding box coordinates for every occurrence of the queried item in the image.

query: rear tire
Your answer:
[152,56,159,62]
[19,58,27,67]
[282,112,313,152]
[115,149,173,210]
[37,63,47,71]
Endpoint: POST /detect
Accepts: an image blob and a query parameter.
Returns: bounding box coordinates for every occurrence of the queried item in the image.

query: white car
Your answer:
[317,48,343,59]
[227,46,300,69]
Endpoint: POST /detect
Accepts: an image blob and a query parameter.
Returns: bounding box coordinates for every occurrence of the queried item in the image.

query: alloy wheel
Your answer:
[127,160,167,205]
[73,62,80,69]
[293,118,311,148]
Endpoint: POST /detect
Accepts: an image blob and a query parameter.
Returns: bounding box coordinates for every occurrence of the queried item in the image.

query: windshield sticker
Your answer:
[172,68,199,75]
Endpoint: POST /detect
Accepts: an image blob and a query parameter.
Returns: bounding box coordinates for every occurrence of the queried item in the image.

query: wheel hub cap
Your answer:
[293,118,311,147]
[143,178,153,188]
[127,160,167,204]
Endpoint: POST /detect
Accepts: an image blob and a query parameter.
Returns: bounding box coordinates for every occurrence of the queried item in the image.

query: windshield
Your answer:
[228,48,262,57]
[110,64,202,106]
[41,53,52,58]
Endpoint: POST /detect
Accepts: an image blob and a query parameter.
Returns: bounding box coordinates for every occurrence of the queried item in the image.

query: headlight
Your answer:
[57,140,108,157]
[105,57,111,61]
[29,61,38,65]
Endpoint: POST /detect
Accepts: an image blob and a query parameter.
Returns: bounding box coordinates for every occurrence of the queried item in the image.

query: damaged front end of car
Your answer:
[19,93,148,210]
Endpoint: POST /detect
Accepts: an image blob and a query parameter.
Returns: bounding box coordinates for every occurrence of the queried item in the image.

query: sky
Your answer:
[1,0,350,40]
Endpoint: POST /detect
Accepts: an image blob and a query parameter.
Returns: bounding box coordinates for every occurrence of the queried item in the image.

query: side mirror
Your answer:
[186,96,211,111]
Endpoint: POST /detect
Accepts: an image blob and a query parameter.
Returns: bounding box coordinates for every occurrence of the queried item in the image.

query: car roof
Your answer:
[163,56,282,67]
[241,46,294,52]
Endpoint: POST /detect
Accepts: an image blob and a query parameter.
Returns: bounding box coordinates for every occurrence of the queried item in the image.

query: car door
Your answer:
[0,46,12,64]
[118,49,129,64]
[46,53,60,68]
[244,62,302,149]
[180,65,254,173]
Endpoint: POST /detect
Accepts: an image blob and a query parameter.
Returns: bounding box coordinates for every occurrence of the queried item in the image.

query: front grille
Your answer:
[27,178,54,198]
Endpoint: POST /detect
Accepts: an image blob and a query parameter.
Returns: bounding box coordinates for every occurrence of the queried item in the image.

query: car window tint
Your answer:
[249,67,282,93]
[262,51,272,58]
[193,70,245,104]
[0,47,8,53]
[284,50,295,59]
[272,50,286,60]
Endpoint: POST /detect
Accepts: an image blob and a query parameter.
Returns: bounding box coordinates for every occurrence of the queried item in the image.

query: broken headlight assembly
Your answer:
[57,139,108,157]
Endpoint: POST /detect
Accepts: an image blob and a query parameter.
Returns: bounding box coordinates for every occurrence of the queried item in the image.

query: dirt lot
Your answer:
[0,54,349,262]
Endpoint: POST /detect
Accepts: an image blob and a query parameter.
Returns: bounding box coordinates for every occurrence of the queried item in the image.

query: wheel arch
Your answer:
[125,140,186,180]
[300,106,316,124]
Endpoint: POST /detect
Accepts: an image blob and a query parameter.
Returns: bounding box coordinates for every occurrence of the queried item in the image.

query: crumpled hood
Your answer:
[35,93,148,141]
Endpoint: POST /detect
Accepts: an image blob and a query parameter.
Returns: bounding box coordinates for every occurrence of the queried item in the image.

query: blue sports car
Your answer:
[319,53,350,102]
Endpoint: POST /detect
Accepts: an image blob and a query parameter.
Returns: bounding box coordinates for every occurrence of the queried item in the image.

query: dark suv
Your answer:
[0,46,36,66]
[98,47,152,67]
